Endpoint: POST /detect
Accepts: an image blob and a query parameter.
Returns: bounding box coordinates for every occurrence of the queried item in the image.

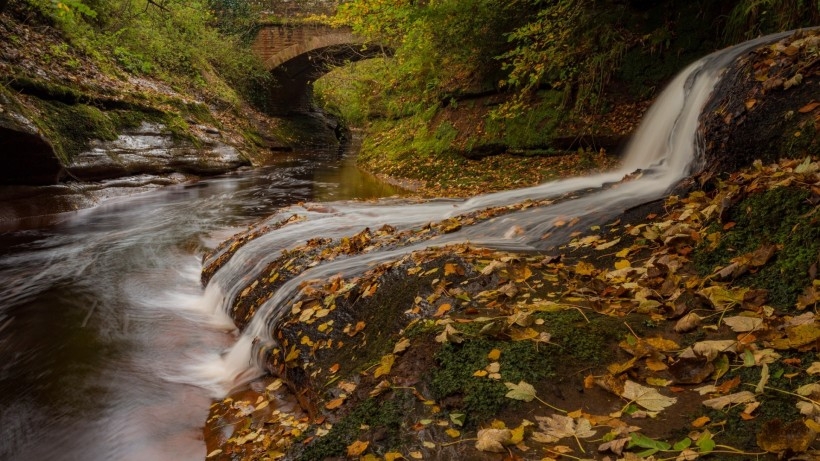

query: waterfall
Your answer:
[191,32,793,395]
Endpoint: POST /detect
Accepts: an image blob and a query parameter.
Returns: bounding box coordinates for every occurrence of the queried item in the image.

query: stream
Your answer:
[0,31,789,461]
[0,147,401,461]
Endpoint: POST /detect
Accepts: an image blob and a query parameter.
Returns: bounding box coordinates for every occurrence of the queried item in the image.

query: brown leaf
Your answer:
[674,312,702,333]
[756,419,817,453]
[798,101,820,113]
[669,357,715,384]
[475,428,512,452]
[702,391,756,410]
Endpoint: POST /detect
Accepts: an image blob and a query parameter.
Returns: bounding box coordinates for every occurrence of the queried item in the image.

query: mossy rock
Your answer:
[694,186,820,309]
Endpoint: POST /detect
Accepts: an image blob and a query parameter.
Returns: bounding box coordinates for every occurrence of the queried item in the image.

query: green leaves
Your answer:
[504,380,537,402]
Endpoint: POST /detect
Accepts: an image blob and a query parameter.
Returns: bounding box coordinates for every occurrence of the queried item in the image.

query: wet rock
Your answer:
[66,122,248,181]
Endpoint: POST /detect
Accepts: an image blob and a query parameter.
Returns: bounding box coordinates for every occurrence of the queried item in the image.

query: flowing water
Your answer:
[0,32,788,461]
[0,148,400,461]
[197,33,790,389]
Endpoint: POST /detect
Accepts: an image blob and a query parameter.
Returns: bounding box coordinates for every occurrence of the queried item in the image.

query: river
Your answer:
[0,30,789,461]
[0,146,401,461]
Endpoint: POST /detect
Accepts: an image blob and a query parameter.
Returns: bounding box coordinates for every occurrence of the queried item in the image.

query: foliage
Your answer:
[724,0,820,44]
[497,0,636,115]
[21,0,270,106]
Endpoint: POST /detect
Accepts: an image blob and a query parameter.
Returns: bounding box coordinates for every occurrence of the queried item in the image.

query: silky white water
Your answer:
[195,32,792,392]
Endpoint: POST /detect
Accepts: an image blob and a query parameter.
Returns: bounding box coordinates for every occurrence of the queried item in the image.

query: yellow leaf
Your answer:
[384,452,404,461]
[509,327,540,341]
[487,349,502,361]
[645,377,672,387]
[645,336,680,352]
[325,396,346,410]
[645,356,668,371]
[575,261,597,276]
[444,263,459,276]
[374,354,396,378]
[691,416,710,428]
[433,303,452,317]
[473,370,488,377]
[614,259,631,269]
[347,440,369,457]
[595,238,621,251]
[284,346,299,362]
[445,428,461,438]
[393,337,411,354]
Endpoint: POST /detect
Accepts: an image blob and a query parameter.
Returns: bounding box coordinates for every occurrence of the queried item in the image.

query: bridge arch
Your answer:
[252,24,385,115]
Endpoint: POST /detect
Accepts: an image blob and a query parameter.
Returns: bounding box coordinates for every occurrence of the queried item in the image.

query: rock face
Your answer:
[0,98,61,185]
[699,29,819,178]
[66,122,248,181]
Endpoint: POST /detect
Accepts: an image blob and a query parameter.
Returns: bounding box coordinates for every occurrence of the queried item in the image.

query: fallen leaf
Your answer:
[435,324,463,344]
[504,381,537,402]
[757,419,816,453]
[669,357,715,384]
[691,416,710,428]
[723,315,763,333]
[798,101,820,113]
[702,391,756,410]
[621,380,677,412]
[373,354,395,378]
[806,362,820,375]
[532,414,596,443]
[433,303,452,317]
[347,440,369,457]
[692,340,737,361]
[598,437,630,455]
[487,348,502,361]
[393,338,411,354]
[475,428,511,452]
[674,312,702,333]
[325,396,346,410]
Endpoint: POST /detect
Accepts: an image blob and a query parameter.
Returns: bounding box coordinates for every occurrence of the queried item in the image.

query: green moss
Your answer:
[299,398,404,460]
[37,101,117,163]
[539,309,627,364]
[430,338,556,425]
[6,76,86,104]
[694,187,820,309]
[706,354,815,453]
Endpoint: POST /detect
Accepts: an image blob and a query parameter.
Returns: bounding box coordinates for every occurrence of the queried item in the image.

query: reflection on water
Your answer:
[0,145,401,461]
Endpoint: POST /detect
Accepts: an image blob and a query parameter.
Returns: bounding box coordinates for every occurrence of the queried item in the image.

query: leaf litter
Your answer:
[205,156,820,460]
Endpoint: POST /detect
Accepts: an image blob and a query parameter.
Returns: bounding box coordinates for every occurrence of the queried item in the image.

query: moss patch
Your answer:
[694,186,820,309]
[430,338,556,425]
[298,398,405,461]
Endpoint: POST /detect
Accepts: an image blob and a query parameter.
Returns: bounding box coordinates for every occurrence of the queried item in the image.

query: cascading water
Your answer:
[195,32,794,393]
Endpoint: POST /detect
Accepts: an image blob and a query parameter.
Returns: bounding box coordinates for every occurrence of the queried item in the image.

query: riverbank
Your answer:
[0,3,347,224]
[202,30,819,460]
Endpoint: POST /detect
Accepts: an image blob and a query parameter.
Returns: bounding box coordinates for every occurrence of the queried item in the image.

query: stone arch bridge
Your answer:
[252,23,384,115]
